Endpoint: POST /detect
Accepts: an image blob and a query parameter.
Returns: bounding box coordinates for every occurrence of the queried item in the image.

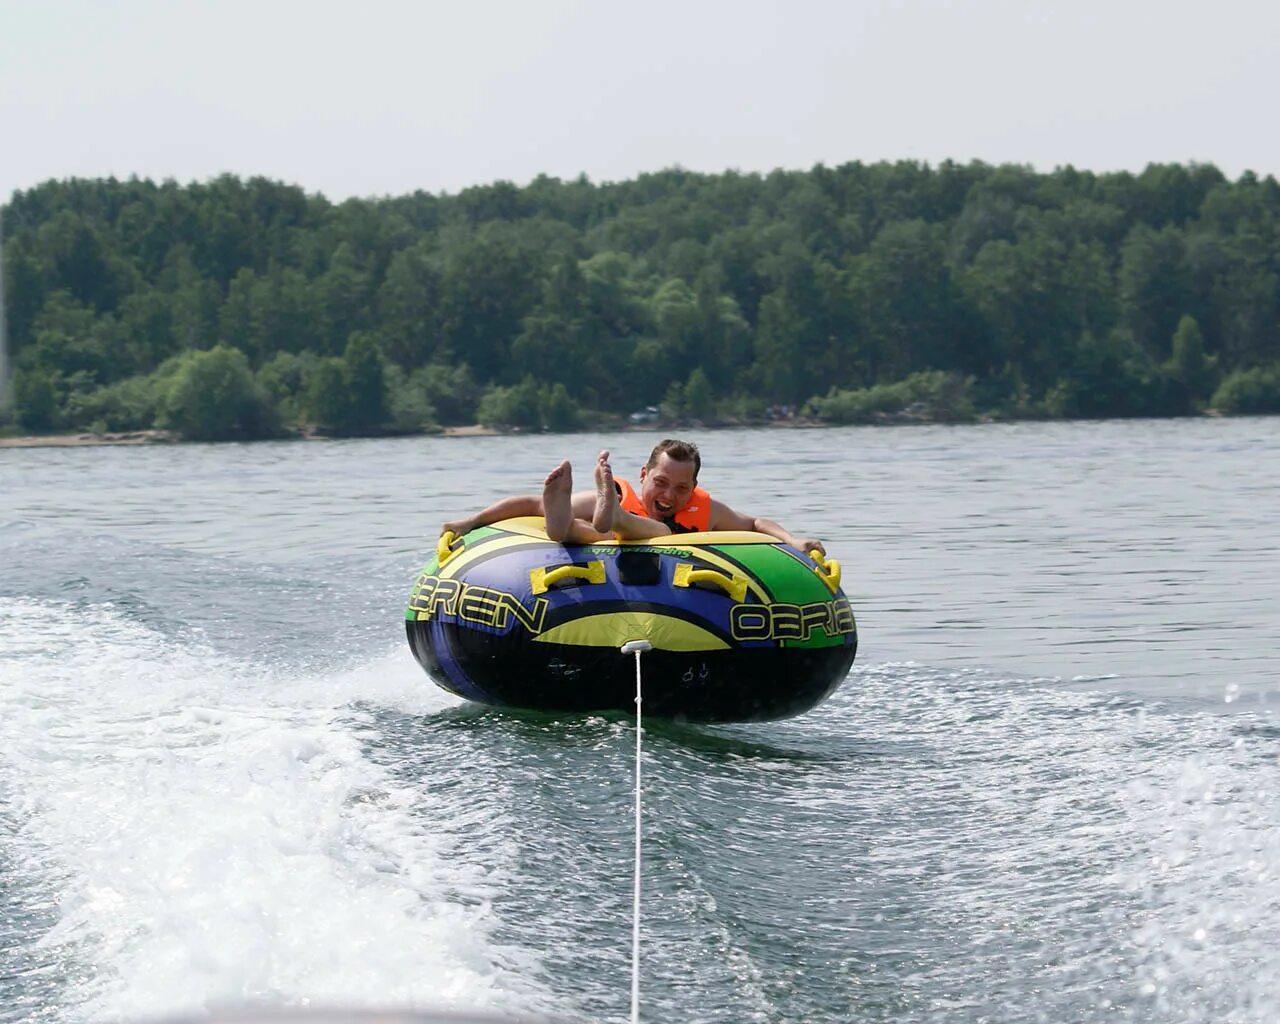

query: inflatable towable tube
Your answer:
[405,517,857,722]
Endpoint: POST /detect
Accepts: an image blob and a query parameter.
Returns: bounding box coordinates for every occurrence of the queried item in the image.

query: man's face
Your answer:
[638,453,698,519]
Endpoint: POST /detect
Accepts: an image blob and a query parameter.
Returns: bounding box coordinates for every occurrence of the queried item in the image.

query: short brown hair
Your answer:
[647,439,701,478]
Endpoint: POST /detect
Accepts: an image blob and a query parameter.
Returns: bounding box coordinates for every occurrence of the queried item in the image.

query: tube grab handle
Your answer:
[808,550,842,593]
[437,530,464,568]
[530,560,606,595]
[672,563,749,603]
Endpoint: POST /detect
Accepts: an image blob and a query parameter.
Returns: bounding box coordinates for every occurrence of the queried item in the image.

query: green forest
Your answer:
[2,160,1279,441]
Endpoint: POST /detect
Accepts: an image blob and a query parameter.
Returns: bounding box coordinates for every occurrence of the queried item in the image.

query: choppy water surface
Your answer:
[2,418,1278,1023]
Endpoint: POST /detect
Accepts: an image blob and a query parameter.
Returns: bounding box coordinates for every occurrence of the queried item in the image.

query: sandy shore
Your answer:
[0,424,514,449]
[0,429,178,449]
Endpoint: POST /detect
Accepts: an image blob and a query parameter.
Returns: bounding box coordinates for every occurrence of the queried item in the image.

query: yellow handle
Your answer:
[530,560,606,595]
[809,550,841,593]
[673,563,749,603]
[437,530,464,568]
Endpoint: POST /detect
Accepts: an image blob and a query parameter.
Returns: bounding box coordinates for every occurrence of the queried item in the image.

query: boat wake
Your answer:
[0,597,554,1024]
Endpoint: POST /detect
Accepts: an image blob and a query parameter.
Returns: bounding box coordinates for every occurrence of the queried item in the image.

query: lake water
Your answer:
[2,418,1279,1023]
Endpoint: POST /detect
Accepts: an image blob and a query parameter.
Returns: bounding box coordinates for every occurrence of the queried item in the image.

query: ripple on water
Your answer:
[359,661,1280,1023]
[3,420,1279,1023]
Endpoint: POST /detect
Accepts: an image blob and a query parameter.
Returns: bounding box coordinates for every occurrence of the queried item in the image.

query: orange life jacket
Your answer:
[616,477,712,533]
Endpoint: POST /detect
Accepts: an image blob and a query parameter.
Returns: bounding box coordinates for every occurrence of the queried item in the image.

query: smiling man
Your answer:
[441,439,824,556]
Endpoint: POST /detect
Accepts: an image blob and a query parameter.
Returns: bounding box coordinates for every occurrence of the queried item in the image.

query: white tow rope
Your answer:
[620,638,652,1024]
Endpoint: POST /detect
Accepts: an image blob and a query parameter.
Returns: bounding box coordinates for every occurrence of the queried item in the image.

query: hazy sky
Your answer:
[2,0,1278,203]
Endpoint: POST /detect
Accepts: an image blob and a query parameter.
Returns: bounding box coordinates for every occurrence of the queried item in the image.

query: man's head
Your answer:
[638,439,701,519]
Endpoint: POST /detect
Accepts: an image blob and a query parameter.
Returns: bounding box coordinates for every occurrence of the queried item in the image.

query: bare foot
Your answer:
[592,450,618,533]
[542,459,574,541]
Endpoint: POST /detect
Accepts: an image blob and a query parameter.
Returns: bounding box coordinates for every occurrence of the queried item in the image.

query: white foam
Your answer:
[830,662,1280,1020]
[0,598,552,1023]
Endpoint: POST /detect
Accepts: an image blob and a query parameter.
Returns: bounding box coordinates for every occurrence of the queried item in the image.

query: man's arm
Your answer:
[707,499,826,557]
[442,495,541,538]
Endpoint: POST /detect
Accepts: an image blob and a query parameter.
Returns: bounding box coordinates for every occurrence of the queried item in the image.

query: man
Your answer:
[441,438,825,556]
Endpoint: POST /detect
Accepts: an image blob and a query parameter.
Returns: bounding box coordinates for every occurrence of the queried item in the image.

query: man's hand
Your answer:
[441,517,476,538]
[796,538,826,559]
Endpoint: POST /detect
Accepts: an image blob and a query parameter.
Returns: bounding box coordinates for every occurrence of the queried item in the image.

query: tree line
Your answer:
[2,160,1279,441]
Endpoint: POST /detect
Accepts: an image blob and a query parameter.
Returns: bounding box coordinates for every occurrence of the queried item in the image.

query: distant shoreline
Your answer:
[2,411,1242,450]
[0,418,844,450]
[0,429,179,449]
[0,426,496,449]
